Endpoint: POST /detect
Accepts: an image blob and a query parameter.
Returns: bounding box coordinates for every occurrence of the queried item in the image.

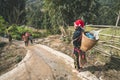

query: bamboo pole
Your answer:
[99,33,120,38]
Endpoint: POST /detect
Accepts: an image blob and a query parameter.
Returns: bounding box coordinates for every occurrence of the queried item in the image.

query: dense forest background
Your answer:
[0,0,120,36]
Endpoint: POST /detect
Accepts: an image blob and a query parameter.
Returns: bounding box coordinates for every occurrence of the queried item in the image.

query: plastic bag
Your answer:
[90,30,102,40]
[85,32,95,39]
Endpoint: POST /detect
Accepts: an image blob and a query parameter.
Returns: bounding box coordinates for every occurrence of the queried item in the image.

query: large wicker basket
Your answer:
[80,32,99,52]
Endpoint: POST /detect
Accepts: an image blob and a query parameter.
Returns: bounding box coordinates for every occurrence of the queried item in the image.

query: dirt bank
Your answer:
[0,42,27,75]
[37,35,120,80]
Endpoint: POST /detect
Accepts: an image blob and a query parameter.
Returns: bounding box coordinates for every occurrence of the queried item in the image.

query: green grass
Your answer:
[100,28,120,36]
[67,26,120,39]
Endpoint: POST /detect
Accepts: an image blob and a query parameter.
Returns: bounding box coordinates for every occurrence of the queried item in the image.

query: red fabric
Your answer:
[74,19,85,28]
[74,48,80,53]
[74,48,85,59]
[82,55,85,59]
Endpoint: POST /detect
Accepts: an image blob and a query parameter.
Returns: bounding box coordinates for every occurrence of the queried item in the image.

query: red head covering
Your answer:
[74,19,85,29]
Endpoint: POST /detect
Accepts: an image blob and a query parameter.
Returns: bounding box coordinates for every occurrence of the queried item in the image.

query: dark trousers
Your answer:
[73,48,87,69]
[73,48,80,69]
[25,40,28,46]
[74,52,80,69]
[30,39,33,44]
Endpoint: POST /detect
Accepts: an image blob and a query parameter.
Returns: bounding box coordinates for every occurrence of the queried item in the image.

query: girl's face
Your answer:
[74,26,76,29]
[74,26,78,29]
[74,22,78,29]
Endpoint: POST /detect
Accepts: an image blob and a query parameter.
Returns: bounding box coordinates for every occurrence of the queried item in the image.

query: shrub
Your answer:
[5,24,51,40]
[16,55,22,63]
[6,25,34,40]
[0,16,7,36]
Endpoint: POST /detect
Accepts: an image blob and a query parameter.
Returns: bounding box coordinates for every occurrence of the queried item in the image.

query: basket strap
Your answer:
[73,35,82,42]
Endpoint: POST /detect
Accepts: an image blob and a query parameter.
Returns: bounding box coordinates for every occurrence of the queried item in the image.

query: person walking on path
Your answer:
[72,19,87,72]
[22,32,29,46]
[25,32,30,43]
[29,34,33,44]
[8,33,12,44]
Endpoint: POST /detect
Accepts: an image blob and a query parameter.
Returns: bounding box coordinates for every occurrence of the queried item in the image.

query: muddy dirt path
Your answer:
[0,37,99,80]
[0,43,80,80]
[30,45,80,80]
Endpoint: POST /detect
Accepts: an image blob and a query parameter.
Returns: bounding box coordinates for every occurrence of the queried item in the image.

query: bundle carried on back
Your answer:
[80,31,100,52]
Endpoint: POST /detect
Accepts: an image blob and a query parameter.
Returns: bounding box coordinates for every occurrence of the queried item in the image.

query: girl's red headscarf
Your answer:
[74,19,85,29]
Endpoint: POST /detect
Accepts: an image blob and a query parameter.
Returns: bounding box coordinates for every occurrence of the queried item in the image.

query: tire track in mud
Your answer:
[32,45,80,80]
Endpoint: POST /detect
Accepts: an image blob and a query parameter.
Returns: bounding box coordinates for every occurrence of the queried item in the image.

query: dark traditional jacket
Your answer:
[72,27,84,48]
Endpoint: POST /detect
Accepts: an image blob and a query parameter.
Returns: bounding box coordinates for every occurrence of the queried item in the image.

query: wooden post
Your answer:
[116,11,120,27]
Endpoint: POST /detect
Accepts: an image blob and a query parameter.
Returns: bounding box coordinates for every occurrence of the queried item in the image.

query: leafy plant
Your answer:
[0,16,7,36]
[16,55,22,63]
